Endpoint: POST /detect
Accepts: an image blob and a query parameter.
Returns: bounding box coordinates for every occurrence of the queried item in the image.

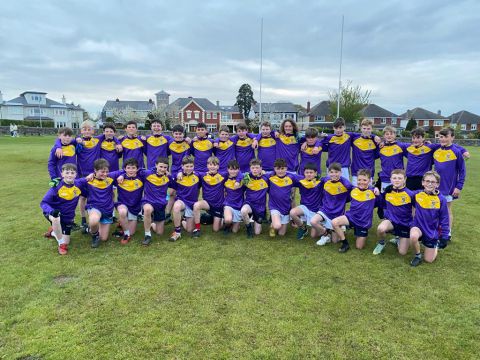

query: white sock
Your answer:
[124,230,130,236]
[57,237,65,245]
[145,231,151,236]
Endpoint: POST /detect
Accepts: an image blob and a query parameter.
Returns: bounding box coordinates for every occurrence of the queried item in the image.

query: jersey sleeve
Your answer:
[40,188,56,214]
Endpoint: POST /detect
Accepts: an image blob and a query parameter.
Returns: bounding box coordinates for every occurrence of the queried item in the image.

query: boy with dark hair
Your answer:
[85,158,123,248]
[409,171,450,267]
[311,162,352,246]
[253,121,276,171]
[241,158,269,237]
[41,163,88,255]
[223,159,245,234]
[290,162,323,240]
[169,125,191,175]
[100,123,122,172]
[299,127,322,175]
[142,119,173,169]
[48,127,76,180]
[377,126,407,191]
[120,120,145,168]
[322,117,353,180]
[373,169,414,255]
[331,169,380,253]
[232,123,256,172]
[140,157,174,245]
[191,122,214,173]
[169,156,201,241]
[213,125,236,172]
[350,119,380,186]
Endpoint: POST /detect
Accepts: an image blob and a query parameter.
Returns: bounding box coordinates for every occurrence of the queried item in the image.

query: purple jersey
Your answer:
[48,143,77,179]
[275,134,300,171]
[244,173,269,213]
[199,172,228,209]
[232,134,255,172]
[351,135,378,177]
[378,142,407,182]
[433,145,466,196]
[295,178,322,212]
[412,191,450,239]
[256,135,277,171]
[224,176,245,210]
[168,141,191,175]
[144,134,172,169]
[191,138,214,173]
[85,170,122,214]
[121,136,145,168]
[345,187,379,229]
[323,132,353,168]
[40,179,87,222]
[267,173,300,215]
[141,170,174,208]
[116,175,144,215]
[76,137,102,176]
[174,172,201,209]
[382,187,415,227]
[299,144,322,175]
[99,137,120,172]
[318,176,352,219]
[214,139,235,172]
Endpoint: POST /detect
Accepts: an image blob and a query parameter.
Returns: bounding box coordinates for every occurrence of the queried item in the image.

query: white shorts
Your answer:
[314,210,334,230]
[298,205,316,226]
[183,205,193,218]
[127,211,138,221]
[341,167,350,180]
[270,209,290,225]
[381,182,391,192]
[224,206,242,223]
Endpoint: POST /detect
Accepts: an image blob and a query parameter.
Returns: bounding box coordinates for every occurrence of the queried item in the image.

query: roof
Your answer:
[165,97,219,112]
[361,103,398,118]
[103,100,156,111]
[400,107,446,120]
[4,95,83,110]
[20,91,47,96]
[308,100,331,116]
[219,105,240,113]
[449,110,480,125]
[155,90,170,96]
[253,102,298,113]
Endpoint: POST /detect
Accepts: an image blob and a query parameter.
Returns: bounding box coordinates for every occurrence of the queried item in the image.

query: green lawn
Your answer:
[0,136,479,359]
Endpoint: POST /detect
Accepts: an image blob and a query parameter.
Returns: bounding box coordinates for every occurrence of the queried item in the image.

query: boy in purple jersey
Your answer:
[99,123,122,172]
[433,127,466,233]
[213,125,236,172]
[85,159,123,248]
[141,119,173,169]
[331,169,380,253]
[41,163,88,255]
[377,126,407,191]
[191,122,214,173]
[241,158,269,237]
[373,169,414,255]
[267,158,301,237]
[223,160,245,234]
[115,158,144,245]
[350,119,380,186]
[275,119,301,172]
[169,156,201,241]
[322,118,353,180]
[252,121,276,171]
[231,123,256,172]
[291,163,323,240]
[119,120,145,168]
[48,127,76,180]
[409,171,450,267]
[298,127,322,176]
[192,156,242,237]
[311,163,352,246]
[140,157,174,246]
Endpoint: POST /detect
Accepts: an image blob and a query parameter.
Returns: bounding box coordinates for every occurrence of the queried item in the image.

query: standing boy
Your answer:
[191,122,214,173]
[120,120,145,168]
[142,119,173,169]
[213,125,236,172]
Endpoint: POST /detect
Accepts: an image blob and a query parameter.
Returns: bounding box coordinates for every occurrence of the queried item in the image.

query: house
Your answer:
[218,104,244,132]
[0,90,84,128]
[361,103,402,130]
[252,102,298,128]
[449,110,480,134]
[305,100,333,128]
[102,98,156,126]
[164,97,221,133]
[400,107,450,137]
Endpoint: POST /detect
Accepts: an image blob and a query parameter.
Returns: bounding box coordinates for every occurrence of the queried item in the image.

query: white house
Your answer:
[0,90,84,128]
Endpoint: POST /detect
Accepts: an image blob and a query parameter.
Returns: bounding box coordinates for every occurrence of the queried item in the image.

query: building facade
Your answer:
[400,107,450,137]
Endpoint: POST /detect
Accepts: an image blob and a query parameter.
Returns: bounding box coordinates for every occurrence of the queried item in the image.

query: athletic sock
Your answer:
[57,237,65,245]
[379,239,385,245]
[124,230,130,236]
[195,223,201,231]
[145,231,151,237]
[342,239,349,246]
[175,226,181,233]
[81,216,87,225]
[415,252,422,258]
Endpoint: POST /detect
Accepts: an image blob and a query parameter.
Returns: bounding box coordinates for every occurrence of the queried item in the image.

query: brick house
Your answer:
[450,110,480,134]
[165,97,221,133]
[400,107,449,137]
[361,103,402,130]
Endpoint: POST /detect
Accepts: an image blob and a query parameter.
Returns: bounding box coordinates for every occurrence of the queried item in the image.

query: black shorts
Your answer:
[152,208,166,222]
[43,212,74,235]
[391,222,410,238]
[420,236,439,249]
[252,209,266,224]
[346,215,369,237]
[406,176,423,191]
[208,206,224,219]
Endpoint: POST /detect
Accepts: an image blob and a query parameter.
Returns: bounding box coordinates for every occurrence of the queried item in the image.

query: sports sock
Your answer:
[342,239,349,246]
[124,230,130,236]
[145,231,151,237]
[57,237,65,245]
[81,216,87,225]
[415,252,422,258]
[175,226,181,233]
[195,223,201,231]
[379,239,385,245]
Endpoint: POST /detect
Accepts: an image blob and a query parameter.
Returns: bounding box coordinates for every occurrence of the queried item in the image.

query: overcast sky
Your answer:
[1,0,479,117]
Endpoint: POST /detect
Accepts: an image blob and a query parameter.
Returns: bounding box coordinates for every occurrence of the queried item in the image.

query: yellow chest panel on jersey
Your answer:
[193,140,213,151]
[118,178,143,192]
[329,133,350,145]
[58,185,81,200]
[415,192,441,209]
[122,138,144,150]
[236,137,253,147]
[407,145,431,156]
[351,188,375,202]
[224,178,239,190]
[89,177,114,189]
[247,178,268,191]
[169,141,190,153]
[259,137,276,148]
[303,146,319,155]
[146,174,170,186]
[380,144,403,157]
[386,191,412,206]
[101,141,116,151]
[203,173,225,186]
[83,138,99,149]
[433,149,457,163]
[147,136,168,147]
[177,174,200,187]
[269,175,293,187]
[217,140,234,150]
[62,144,76,157]
[299,179,321,189]
[278,134,297,145]
[324,180,348,195]
[353,137,376,151]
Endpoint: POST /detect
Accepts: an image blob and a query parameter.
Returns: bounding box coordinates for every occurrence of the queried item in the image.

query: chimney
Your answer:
[216,100,220,107]
[149,98,153,104]
[437,110,441,116]
[116,98,119,102]
[62,94,66,104]
[306,101,311,113]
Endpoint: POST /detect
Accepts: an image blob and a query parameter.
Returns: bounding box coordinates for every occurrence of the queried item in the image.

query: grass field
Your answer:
[0,136,479,359]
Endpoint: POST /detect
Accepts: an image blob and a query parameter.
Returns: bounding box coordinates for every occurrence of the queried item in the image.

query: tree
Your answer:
[328,80,371,125]
[427,126,435,138]
[235,84,256,126]
[406,118,417,131]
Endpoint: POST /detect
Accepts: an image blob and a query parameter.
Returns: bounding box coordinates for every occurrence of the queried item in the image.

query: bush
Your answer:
[401,130,411,138]
[0,119,54,127]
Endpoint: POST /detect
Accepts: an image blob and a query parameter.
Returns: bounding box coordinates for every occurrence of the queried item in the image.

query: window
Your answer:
[194,111,200,119]
[207,113,211,119]
[222,113,232,121]
[391,118,397,125]
[72,122,79,129]
[461,124,466,130]
[55,121,66,128]
[472,124,477,131]
[207,124,217,133]
[434,120,443,126]
[213,113,217,119]
[186,110,192,119]
[381,118,386,124]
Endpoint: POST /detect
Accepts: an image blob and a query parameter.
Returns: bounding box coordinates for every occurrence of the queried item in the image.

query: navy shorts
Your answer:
[252,209,266,224]
[43,212,74,235]
[420,236,439,249]
[346,215,368,237]
[152,208,166,222]
[208,206,224,219]
[391,222,410,238]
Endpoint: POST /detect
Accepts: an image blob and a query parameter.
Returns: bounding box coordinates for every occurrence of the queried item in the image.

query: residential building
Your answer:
[102,98,156,126]
[361,103,402,130]
[164,97,221,133]
[0,90,84,128]
[305,100,333,128]
[218,104,244,132]
[400,107,449,137]
[450,110,480,133]
[252,102,298,129]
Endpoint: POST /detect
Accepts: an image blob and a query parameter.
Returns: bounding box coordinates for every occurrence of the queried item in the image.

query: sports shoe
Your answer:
[316,235,331,246]
[410,256,423,267]
[44,226,54,238]
[71,223,81,232]
[81,224,89,234]
[296,226,308,240]
[192,229,201,238]
[373,242,386,255]
[112,228,124,238]
[269,227,276,237]
[338,242,350,253]
[169,232,181,242]
[142,235,152,246]
[389,236,400,246]
[58,243,68,255]
[91,234,100,248]
[121,235,131,245]
[223,225,232,235]
[246,224,254,238]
